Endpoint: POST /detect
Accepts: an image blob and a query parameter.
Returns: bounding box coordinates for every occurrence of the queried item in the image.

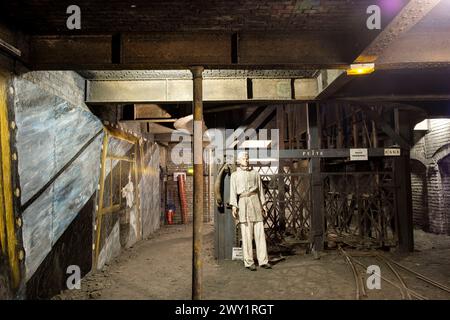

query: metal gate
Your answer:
[255,165,398,249]
[257,165,312,245]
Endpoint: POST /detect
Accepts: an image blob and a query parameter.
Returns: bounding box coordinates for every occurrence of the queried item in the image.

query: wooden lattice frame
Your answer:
[323,171,398,247]
[256,165,312,245]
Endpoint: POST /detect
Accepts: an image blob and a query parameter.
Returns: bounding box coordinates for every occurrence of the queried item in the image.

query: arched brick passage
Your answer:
[411,159,429,231]
[438,155,450,235]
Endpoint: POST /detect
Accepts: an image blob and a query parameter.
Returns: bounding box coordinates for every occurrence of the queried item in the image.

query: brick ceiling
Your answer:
[1,0,408,34]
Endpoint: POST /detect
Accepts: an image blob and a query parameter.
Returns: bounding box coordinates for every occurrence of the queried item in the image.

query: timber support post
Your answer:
[307,103,325,253]
[394,108,414,252]
[191,66,204,300]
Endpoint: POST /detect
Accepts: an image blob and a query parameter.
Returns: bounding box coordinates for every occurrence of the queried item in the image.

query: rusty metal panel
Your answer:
[87,80,167,103]
[252,79,291,100]
[167,80,192,101]
[294,79,318,100]
[31,35,112,67]
[88,77,323,103]
[356,0,441,64]
[203,79,247,101]
[88,79,247,103]
[378,32,450,67]
[122,33,231,65]
[134,104,171,119]
[239,33,353,67]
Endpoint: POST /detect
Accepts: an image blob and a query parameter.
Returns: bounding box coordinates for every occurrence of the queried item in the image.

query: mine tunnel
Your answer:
[1,0,450,301]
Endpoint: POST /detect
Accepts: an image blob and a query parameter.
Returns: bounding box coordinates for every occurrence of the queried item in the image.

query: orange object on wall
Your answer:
[166,209,174,225]
[178,174,188,224]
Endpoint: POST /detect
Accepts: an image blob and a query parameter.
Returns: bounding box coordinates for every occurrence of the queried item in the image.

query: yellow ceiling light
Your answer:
[346,63,375,76]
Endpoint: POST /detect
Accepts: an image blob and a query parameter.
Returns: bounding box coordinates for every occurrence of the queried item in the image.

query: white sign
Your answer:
[384,148,401,156]
[232,247,243,261]
[173,172,186,181]
[350,148,368,161]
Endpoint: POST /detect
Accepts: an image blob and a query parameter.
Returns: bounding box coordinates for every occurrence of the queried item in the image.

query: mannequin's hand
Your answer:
[232,207,238,220]
[262,208,268,218]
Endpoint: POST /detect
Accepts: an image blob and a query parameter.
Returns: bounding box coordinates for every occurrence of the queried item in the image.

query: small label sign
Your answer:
[173,172,186,181]
[384,148,401,156]
[350,148,368,161]
[232,247,243,261]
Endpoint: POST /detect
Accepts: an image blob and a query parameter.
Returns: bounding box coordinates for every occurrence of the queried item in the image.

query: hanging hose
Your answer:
[214,163,234,209]
[178,174,188,224]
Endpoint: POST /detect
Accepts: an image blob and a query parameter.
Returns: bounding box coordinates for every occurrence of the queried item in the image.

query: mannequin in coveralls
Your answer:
[229,152,271,271]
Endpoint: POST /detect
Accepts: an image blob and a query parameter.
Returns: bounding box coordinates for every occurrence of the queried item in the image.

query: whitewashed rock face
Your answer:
[97,221,121,270]
[15,72,165,280]
[14,74,103,281]
[141,144,161,239]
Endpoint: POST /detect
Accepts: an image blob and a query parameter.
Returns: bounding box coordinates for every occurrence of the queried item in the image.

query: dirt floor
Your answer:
[54,223,450,300]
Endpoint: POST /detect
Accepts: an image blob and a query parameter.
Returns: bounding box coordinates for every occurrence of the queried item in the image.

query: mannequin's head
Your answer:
[237,151,249,168]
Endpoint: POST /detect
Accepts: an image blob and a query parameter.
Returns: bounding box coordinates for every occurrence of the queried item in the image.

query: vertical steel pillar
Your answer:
[307,103,324,253]
[394,108,414,252]
[191,66,204,300]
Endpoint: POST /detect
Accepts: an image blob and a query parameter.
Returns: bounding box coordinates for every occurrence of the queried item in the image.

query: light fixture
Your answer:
[346,63,375,76]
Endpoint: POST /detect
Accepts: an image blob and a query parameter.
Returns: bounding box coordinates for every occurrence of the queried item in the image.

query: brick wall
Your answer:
[20,71,86,109]
[411,119,450,235]
[426,167,445,234]
[410,160,427,229]
[440,157,450,235]
[4,1,401,34]
[164,143,213,224]
[425,119,450,158]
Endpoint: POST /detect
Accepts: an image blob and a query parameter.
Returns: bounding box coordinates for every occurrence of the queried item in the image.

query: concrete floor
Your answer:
[55,224,450,300]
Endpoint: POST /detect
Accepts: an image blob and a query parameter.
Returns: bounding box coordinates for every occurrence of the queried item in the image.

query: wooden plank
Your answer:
[134,104,171,119]
[106,155,135,163]
[94,133,109,268]
[276,106,286,232]
[0,71,20,288]
[363,107,411,150]
[277,105,285,150]
[133,143,142,240]
[307,103,324,252]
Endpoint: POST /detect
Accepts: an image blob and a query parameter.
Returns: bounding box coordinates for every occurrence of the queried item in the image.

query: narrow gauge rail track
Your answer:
[338,246,450,300]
